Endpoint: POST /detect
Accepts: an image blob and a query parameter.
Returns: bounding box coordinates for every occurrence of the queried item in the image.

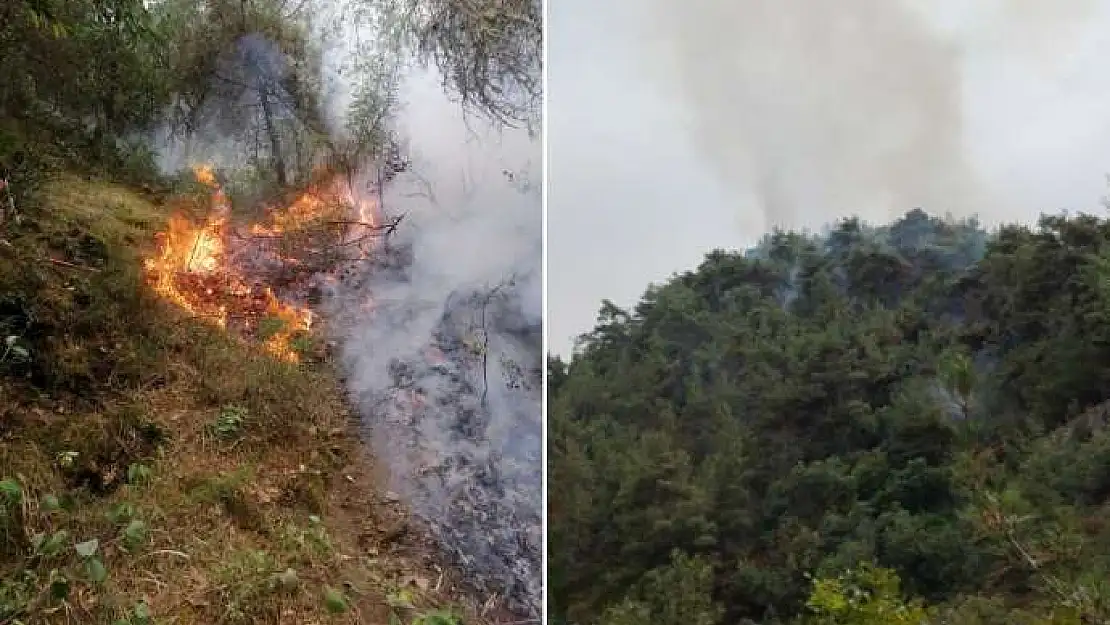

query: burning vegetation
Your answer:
[139,156,543,616]
[142,164,391,363]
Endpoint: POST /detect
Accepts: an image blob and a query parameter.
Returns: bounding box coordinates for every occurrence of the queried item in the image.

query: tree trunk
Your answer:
[258,87,287,186]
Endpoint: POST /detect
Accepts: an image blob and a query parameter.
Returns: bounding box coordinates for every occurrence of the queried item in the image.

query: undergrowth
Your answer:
[0,176,478,624]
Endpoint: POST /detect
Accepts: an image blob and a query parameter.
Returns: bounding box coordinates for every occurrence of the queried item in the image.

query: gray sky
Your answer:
[549,0,1110,356]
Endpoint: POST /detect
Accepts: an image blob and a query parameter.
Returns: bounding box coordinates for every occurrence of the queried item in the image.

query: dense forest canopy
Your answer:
[549,206,1110,624]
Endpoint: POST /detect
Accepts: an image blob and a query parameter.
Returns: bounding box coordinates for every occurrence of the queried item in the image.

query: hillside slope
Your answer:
[550,208,1110,625]
[0,175,490,624]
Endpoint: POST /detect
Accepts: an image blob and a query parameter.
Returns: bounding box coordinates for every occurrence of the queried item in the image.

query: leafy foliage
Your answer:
[0,0,172,201]
[342,0,542,128]
[550,208,1110,624]
[803,563,929,625]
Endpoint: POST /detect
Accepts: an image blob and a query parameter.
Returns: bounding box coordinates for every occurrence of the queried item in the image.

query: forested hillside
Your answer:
[549,207,1110,624]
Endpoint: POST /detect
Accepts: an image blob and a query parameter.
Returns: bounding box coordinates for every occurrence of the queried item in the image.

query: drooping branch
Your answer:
[340,0,541,130]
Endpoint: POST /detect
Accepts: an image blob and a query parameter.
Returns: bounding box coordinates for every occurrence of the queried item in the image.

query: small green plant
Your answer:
[47,570,70,602]
[0,478,22,506]
[74,538,108,584]
[214,549,283,624]
[120,519,149,552]
[39,494,60,513]
[0,568,72,621]
[3,490,145,622]
[30,530,69,558]
[107,501,136,525]
[386,588,415,611]
[390,606,464,625]
[323,586,350,614]
[256,317,287,342]
[279,514,332,560]
[126,463,153,485]
[387,590,464,625]
[272,567,299,593]
[0,569,36,618]
[0,478,23,542]
[290,333,313,358]
[113,600,152,625]
[210,405,248,441]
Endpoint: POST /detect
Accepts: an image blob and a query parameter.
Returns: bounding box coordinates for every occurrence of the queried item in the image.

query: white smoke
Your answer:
[321,56,543,615]
[329,69,542,614]
[636,0,1099,232]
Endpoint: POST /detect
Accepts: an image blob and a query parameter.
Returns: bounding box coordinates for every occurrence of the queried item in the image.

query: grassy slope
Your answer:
[0,176,484,624]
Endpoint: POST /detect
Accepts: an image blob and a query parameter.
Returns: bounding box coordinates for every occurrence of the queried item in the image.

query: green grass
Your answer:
[0,175,482,624]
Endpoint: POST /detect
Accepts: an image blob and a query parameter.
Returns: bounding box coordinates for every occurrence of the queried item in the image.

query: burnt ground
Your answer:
[326,240,543,619]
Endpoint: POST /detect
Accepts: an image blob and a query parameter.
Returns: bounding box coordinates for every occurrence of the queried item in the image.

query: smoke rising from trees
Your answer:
[639,0,1097,232]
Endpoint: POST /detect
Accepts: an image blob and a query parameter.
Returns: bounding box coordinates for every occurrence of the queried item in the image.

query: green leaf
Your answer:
[48,574,70,601]
[323,587,349,614]
[85,557,108,584]
[132,600,151,623]
[37,530,69,557]
[210,406,247,441]
[127,463,152,485]
[0,478,22,503]
[107,502,136,524]
[75,538,99,558]
[40,493,60,512]
[122,519,148,550]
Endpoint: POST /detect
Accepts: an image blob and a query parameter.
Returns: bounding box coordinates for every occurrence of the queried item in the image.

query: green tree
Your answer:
[550,208,1110,624]
[599,551,722,625]
[804,563,930,625]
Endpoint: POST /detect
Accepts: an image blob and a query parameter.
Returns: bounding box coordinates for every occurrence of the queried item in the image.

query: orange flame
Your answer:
[143,164,329,363]
[247,181,338,238]
[192,164,218,187]
[143,214,229,328]
[259,287,314,362]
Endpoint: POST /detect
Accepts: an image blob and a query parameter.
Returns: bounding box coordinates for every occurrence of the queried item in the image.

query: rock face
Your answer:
[330,243,542,618]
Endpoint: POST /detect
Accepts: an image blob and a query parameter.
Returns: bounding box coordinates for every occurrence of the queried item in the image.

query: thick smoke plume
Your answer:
[326,70,542,615]
[639,0,1096,232]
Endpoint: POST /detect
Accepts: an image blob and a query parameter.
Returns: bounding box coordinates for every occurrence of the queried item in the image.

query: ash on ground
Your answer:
[327,243,542,618]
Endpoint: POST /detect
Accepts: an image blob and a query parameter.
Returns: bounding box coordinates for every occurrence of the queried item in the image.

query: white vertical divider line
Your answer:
[540,0,551,619]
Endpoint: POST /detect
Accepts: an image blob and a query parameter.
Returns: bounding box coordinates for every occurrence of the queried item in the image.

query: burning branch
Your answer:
[143,164,387,363]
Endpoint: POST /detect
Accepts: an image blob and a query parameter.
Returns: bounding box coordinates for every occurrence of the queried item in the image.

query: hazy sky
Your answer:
[549,0,1110,355]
